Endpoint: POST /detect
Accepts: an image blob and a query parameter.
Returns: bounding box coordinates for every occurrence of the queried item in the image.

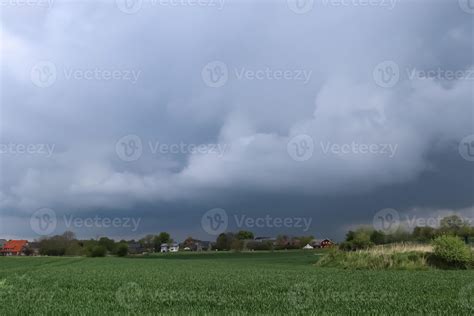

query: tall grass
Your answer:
[316,243,431,270]
[365,243,432,254]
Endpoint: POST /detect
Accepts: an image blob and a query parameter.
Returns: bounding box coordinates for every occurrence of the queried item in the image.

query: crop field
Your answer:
[1,251,474,315]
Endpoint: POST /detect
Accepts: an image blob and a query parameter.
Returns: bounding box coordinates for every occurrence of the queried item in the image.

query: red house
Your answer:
[319,239,335,248]
[0,240,29,256]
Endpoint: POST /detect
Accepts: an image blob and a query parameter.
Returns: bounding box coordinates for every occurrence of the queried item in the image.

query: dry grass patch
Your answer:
[316,243,432,270]
[368,243,432,254]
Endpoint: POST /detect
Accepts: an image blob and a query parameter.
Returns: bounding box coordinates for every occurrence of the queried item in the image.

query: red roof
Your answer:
[0,240,28,253]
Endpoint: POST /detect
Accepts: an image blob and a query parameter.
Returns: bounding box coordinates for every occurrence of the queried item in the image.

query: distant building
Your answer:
[128,242,144,254]
[181,238,213,251]
[309,239,320,248]
[160,243,168,252]
[169,243,179,252]
[198,241,213,251]
[254,237,276,243]
[1,240,29,256]
[303,244,314,250]
[319,239,335,248]
[0,239,6,248]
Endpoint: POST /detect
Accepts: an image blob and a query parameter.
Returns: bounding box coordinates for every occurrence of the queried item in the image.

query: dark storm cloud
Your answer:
[0,0,472,240]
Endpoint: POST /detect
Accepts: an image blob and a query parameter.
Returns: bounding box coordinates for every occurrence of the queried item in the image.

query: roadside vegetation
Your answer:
[317,244,430,270]
[318,215,474,270]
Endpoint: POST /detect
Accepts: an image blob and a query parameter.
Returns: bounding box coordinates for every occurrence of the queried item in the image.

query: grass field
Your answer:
[1,251,474,315]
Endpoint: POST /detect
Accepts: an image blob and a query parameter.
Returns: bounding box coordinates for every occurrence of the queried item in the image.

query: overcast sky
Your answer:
[0,0,473,242]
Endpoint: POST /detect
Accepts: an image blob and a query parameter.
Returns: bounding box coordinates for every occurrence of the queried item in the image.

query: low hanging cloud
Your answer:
[0,0,473,239]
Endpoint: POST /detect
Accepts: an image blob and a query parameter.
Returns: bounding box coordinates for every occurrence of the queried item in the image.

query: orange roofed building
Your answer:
[0,240,29,256]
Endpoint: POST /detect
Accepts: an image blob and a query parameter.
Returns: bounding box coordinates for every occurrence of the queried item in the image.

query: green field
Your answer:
[1,251,473,315]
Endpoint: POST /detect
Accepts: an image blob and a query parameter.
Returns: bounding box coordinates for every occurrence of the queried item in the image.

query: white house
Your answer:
[169,243,179,252]
[160,243,168,252]
[303,244,314,250]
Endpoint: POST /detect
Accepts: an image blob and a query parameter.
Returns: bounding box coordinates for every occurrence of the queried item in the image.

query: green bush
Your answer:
[340,228,374,251]
[116,243,129,257]
[316,249,428,270]
[431,235,472,269]
[89,245,107,257]
[247,241,273,251]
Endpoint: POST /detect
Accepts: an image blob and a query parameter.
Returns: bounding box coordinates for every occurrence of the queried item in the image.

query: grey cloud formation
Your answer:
[0,0,473,241]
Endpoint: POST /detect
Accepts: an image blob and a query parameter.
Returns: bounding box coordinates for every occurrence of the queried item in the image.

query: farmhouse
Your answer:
[160,243,168,252]
[169,243,179,252]
[196,241,212,251]
[181,238,213,251]
[319,239,335,248]
[0,240,29,256]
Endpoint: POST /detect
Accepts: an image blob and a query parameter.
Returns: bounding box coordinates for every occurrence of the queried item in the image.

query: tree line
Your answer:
[213,231,315,251]
[340,215,474,251]
[32,229,316,256]
[36,231,173,257]
[32,215,473,256]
